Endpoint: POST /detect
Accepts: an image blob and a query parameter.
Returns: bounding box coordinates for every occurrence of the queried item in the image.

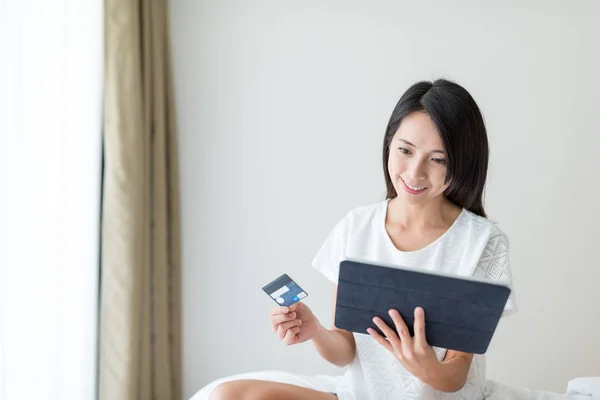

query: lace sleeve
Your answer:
[472,229,518,316]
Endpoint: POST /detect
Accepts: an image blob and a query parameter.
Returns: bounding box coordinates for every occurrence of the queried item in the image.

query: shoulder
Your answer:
[454,210,512,276]
[345,200,384,218]
[341,200,386,228]
[317,200,384,242]
[459,209,509,246]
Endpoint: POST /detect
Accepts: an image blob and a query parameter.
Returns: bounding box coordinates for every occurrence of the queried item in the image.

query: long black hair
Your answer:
[382,79,489,217]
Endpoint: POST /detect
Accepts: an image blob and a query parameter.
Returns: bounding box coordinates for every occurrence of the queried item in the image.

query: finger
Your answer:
[389,309,413,346]
[367,328,394,353]
[413,307,428,350]
[276,319,302,339]
[269,306,289,317]
[283,326,301,345]
[372,317,401,352]
[270,312,297,330]
[288,302,301,312]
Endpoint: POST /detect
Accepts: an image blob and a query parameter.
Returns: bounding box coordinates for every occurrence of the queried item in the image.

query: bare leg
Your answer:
[209,379,337,400]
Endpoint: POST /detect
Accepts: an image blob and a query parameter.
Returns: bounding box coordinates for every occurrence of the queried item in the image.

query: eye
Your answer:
[398,147,411,155]
[432,158,446,165]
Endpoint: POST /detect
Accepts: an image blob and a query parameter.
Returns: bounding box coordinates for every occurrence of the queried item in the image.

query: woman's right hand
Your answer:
[269,302,321,346]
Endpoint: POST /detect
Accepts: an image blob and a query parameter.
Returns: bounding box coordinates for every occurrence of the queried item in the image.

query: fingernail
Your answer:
[297,320,302,325]
[290,312,296,318]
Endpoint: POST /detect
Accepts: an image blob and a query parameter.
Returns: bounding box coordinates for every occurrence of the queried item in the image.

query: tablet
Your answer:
[334,259,511,354]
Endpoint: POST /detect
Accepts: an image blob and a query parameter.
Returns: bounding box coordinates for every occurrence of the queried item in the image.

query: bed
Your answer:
[189,371,600,399]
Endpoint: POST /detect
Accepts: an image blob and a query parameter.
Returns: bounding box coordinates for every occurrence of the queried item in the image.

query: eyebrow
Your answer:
[397,138,445,154]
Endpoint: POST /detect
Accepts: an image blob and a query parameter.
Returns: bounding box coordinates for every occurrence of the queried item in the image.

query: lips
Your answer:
[405,182,425,191]
[400,177,427,195]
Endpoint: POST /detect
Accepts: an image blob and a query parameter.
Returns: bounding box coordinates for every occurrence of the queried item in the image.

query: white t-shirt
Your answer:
[311,199,517,400]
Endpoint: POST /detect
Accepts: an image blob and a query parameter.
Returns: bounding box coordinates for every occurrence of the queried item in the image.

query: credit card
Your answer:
[262,273,308,306]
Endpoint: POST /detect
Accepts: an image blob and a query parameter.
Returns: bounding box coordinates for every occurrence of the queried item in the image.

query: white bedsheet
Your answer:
[568,377,600,397]
[484,380,598,400]
[190,372,600,400]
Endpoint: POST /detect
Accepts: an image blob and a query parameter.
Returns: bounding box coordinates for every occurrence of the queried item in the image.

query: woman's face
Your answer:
[388,111,451,205]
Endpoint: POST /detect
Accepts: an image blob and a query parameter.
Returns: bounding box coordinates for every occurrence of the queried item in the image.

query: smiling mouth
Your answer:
[400,177,428,194]
[405,182,425,191]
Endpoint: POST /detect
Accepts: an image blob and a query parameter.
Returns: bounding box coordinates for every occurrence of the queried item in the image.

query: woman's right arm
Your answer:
[311,285,356,367]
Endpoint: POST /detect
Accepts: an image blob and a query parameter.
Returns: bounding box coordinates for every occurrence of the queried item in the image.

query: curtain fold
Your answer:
[100,0,181,399]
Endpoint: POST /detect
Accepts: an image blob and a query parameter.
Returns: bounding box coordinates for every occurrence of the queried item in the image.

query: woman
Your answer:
[205,79,517,400]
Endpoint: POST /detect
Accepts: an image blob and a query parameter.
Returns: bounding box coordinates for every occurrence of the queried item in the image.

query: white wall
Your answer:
[170,1,600,398]
[0,1,103,399]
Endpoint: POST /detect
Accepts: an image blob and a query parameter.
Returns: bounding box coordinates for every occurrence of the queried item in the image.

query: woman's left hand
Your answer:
[367,307,440,382]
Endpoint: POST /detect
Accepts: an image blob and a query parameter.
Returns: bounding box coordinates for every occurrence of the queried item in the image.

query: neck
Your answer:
[387,196,457,229]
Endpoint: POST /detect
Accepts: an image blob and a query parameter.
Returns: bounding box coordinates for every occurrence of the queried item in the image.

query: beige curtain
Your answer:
[100,0,181,399]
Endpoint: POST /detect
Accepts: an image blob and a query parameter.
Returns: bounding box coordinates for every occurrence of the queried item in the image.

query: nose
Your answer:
[406,158,427,181]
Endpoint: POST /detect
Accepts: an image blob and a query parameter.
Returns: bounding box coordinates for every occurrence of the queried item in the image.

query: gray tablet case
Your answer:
[334,259,511,354]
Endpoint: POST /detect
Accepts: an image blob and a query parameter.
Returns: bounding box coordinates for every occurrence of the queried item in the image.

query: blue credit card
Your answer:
[262,273,308,306]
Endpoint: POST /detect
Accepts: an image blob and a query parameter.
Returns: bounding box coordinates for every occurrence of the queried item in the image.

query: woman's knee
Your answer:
[208,380,255,400]
[207,378,336,400]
